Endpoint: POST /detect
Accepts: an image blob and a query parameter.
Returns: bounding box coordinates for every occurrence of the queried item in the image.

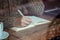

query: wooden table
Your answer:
[5,23,49,40]
[5,14,55,40]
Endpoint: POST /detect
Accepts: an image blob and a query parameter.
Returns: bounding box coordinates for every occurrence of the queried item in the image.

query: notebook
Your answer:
[11,16,51,32]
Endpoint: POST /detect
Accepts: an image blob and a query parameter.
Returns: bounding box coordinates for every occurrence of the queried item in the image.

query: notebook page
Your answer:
[11,16,51,32]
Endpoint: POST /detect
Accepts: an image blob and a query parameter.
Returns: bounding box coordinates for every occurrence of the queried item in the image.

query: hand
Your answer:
[13,16,32,27]
[21,16,32,27]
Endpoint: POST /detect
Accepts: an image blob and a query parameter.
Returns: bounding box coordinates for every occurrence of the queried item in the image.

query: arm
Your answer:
[24,1,45,16]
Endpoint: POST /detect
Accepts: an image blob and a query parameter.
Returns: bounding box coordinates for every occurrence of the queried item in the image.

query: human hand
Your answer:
[21,16,32,27]
[13,16,32,27]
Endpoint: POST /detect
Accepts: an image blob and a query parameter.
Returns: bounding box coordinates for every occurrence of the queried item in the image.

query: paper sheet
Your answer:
[11,16,51,32]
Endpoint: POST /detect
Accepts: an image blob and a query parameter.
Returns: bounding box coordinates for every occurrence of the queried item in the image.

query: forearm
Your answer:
[23,1,45,16]
[4,17,22,27]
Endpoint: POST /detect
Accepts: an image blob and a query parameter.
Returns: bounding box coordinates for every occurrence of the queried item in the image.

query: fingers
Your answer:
[13,16,32,27]
[21,17,32,27]
[21,22,29,27]
[23,16,32,22]
[22,20,31,24]
[25,18,32,22]
[21,19,31,27]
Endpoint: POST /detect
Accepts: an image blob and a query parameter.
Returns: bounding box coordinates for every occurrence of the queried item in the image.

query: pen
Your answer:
[18,9,24,16]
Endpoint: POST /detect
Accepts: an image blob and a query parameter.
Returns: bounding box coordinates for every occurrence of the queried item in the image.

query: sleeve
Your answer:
[24,1,45,16]
[17,5,29,15]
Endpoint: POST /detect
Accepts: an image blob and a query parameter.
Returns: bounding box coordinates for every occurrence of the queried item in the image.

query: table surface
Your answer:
[4,14,55,40]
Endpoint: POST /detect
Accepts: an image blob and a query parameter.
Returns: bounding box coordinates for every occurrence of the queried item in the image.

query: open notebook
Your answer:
[11,16,51,32]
